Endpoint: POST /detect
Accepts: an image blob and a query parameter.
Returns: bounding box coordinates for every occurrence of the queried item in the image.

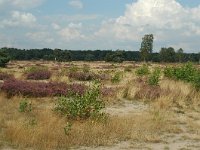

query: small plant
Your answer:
[82,64,90,73]
[111,71,122,83]
[148,68,161,86]
[135,64,150,76]
[55,82,105,120]
[64,122,72,135]
[19,99,32,113]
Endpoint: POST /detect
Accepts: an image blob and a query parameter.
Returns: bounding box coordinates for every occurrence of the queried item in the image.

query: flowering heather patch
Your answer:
[100,87,115,97]
[2,78,87,97]
[68,72,109,81]
[0,72,14,80]
[26,70,52,80]
[24,66,52,80]
[134,84,161,100]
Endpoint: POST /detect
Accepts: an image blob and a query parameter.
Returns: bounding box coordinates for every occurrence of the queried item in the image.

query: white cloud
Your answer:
[1,11,36,27]
[26,32,54,43]
[94,0,200,52]
[69,0,83,9]
[59,23,85,41]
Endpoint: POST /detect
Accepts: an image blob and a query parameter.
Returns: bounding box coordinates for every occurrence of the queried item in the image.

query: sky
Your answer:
[0,0,200,53]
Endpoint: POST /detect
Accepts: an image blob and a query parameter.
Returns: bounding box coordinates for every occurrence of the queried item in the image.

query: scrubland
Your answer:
[0,61,200,150]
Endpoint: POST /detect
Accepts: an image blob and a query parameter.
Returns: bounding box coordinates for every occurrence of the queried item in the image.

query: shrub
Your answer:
[55,82,105,120]
[163,62,200,90]
[68,72,108,81]
[111,72,122,83]
[82,64,90,73]
[2,78,87,97]
[148,68,161,86]
[0,72,14,80]
[27,71,51,80]
[135,64,149,76]
[19,99,32,113]
[163,67,175,79]
[25,66,52,80]
[25,66,47,73]
[134,84,161,100]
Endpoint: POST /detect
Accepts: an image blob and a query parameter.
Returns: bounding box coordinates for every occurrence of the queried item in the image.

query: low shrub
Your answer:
[82,64,90,73]
[2,78,87,97]
[163,62,200,90]
[148,68,161,86]
[100,87,115,97]
[68,72,108,81]
[27,71,51,80]
[135,64,150,76]
[111,72,122,83]
[55,82,105,120]
[134,84,161,100]
[25,66,52,80]
[0,72,14,80]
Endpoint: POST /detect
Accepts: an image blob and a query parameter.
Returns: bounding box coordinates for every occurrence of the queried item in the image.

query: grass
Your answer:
[1,96,176,149]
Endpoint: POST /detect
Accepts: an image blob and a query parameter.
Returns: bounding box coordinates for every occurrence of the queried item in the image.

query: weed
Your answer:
[19,99,32,113]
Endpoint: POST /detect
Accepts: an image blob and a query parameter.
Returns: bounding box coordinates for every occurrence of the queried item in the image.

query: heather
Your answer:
[25,66,52,80]
[0,72,14,80]
[2,78,86,97]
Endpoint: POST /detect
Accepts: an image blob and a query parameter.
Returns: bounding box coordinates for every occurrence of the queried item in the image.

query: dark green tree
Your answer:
[140,34,154,61]
[159,47,176,62]
[176,48,184,62]
[53,49,71,62]
[0,49,10,67]
[105,51,125,63]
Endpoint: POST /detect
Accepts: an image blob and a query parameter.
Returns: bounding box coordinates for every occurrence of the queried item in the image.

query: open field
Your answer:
[0,61,200,150]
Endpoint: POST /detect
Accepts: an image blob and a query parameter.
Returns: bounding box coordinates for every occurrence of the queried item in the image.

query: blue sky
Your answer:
[0,0,200,52]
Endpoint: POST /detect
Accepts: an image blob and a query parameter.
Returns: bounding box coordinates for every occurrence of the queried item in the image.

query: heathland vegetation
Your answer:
[0,35,200,149]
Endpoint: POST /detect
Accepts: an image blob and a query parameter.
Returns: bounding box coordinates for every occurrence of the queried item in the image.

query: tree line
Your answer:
[0,47,199,63]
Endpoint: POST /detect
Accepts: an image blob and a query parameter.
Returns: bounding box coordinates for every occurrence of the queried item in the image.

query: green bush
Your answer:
[164,62,200,90]
[135,64,150,76]
[55,82,105,120]
[164,63,197,82]
[19,99,32,113]
[163,67,175,79]
[111,71,122,83]
[148,68,161,86]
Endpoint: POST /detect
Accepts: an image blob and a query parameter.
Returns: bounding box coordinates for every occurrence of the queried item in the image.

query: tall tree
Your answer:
[140,34,154,61]
[177,48,184,62]
[0,49,10,67]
